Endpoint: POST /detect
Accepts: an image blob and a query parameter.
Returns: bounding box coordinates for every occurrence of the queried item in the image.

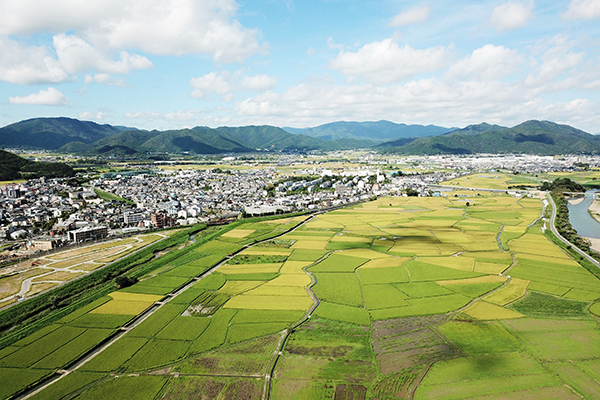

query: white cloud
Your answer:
[84,73,128,87]
[235,34,600,132]
[390,5,430,27]
[327,37,344,50]
[491,1,534,31]
[125,111,163,120]
[53,34,152,75]
[190,70,277,99]
[563,0,600,19]
[446,44,522,80]
[79,111,107,120]
[190,71,235,98]
[9,87,67,105]
[0,0,263,63]
[242,75,277,91]
[525,35,585,90]
[329,39,449,84]
[0,37,68,84]
[0,33,151,85]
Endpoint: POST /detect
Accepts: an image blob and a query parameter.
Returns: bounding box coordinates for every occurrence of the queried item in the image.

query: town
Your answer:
[0,151,596,262]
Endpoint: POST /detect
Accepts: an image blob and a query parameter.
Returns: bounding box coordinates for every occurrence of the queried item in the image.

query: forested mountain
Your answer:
[386,121,600,155]
[0,117,598,156]
[287,120,452,142]
[0,150,75,180]
[0,117,122,149]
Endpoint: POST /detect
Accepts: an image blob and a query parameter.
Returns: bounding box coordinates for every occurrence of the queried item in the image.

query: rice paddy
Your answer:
[4,189,600,400]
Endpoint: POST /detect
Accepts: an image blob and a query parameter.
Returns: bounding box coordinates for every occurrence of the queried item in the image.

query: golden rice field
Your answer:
[4,190,600,400]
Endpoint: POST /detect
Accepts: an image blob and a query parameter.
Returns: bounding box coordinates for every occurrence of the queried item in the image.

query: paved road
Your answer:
[546,192,600,269]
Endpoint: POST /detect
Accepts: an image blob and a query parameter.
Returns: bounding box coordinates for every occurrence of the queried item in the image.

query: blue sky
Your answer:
[1,0,600,133]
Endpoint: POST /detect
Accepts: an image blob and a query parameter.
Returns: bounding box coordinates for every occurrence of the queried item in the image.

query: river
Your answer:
[567,190,600,239]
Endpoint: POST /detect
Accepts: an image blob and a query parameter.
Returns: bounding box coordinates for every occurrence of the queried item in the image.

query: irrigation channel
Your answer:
[17,208,344,400]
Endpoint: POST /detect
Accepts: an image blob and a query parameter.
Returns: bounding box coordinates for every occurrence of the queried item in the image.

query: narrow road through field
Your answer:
[17,214,320,400]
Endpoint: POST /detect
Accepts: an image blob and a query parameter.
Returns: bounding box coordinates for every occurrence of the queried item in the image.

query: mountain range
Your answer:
[385,120,600,155]
[0,117,598,156]
[284,120,452,142]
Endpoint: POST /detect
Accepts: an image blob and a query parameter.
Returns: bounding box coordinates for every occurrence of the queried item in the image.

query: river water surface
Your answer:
[567,190,600,239]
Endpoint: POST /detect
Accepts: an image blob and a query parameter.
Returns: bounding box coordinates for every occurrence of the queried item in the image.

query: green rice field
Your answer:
[2,190,600,400]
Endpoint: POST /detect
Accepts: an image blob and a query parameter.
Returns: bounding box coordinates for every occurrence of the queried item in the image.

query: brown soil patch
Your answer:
[372,316,456,375]
[372,315,448,340]
[222,379,260,400]
[162,378,225,400]
[286,344,353,357]
[334,384,367,400]
[193,357,218,371]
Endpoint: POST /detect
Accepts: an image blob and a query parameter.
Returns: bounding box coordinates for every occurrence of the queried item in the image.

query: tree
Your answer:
[115,276,138,288]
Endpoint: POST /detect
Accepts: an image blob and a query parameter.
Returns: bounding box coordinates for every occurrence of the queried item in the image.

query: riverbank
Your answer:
[589,198,600,224]
[585,237,600,252]
[568,197,585,206]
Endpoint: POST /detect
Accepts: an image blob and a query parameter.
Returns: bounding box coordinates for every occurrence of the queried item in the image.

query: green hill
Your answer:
[388,120,600,155]
[291,120,452,142]
[0,150,75,180]
[0,117,122,149]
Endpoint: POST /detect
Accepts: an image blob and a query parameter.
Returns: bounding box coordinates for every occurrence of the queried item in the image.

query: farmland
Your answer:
[2,190,600,399]
[0,231,175,307]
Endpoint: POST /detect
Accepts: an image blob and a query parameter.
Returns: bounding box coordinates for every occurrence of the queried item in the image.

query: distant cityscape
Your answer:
[1,151,595,263]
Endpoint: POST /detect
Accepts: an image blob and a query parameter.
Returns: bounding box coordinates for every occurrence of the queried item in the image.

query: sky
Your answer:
[1,0,600,133]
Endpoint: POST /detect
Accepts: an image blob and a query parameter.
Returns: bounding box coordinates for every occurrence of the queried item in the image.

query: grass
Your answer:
[232,310,305,324]
[483,278,529,306]
[220,229,255,238]
[226,322,290,344]
[437,321,522,355]
[33,328,115,369]
[156,316,211,340]
[313,302,371,326]
[81,337,149,372]
[187,291,230,316]
[224,294,312,310]
[309,254,369,273]
[28,371,106,400]
[76,375,169,400]
[124,339,191,371]
[0,325,86,367]
[244,285,306,296]
[312,272,363,307]
[415,372,559,400]
[287,249,328,261]
[0,367,54,400]
[445,282,503,298]
[189,309,236,355]
[362,284,408,309]
[219,263,283,274]
[395,282,453,298]
[228,254,288,264]
[404,260,483,282]
[218,280,264,295]
[462,301,525,320]
[508,291,591,318]
[193,273,227,291]
[421,352,546,385]
[370,293,471,320]
[356,266,409,285]
[545,362,600,399]
[128,303,187,338]
[94,188,134,204]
